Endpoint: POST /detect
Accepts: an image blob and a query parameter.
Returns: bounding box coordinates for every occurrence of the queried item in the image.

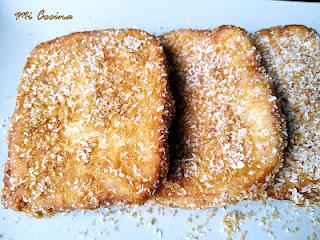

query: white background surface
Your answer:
[0,0,319,239]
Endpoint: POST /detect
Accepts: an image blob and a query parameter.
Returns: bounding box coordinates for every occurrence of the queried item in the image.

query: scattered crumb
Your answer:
[222,211,245,240]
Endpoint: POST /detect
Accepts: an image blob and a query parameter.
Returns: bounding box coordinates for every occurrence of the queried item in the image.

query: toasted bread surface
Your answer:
[2,29,173,216]
[153,26,284,208]
[253,25,320,204]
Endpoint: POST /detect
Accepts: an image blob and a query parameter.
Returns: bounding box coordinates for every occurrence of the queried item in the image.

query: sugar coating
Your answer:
[153,26,285,208]
[254,25,320,204]
[2,29,173,217]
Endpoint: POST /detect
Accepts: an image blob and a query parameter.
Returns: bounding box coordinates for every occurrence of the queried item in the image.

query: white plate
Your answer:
[0,0,319,239]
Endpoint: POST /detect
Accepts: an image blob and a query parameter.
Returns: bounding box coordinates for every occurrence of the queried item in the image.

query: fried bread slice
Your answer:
[253,25,320,204]
[2,29,173,216]
[153,26,284,208]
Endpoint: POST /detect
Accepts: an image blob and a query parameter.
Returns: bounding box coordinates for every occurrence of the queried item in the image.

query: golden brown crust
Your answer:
[253,25,320,205]
[152,25,285,208]
[2,29,173,217]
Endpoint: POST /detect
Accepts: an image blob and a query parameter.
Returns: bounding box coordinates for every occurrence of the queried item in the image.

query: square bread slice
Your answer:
[152,26,285,208]
[2,29,173,216]
[253,25,320,204]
